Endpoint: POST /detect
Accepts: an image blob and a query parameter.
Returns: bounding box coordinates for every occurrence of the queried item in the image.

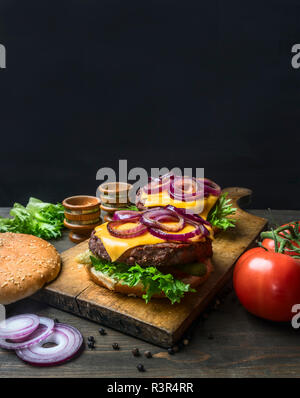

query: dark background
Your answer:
[0,0,299,209]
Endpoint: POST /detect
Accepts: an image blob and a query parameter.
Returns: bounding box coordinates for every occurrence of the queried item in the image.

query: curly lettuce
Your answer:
[0,197,64,240]
[89,255,195,304]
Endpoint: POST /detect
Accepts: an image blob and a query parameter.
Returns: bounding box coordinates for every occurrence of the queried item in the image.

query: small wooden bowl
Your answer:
[62,195,101,243]
[98,182,133,220]
[98,182,132,205]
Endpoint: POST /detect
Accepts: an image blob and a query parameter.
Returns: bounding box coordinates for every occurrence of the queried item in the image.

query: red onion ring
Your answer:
[141,208,185,232]
[112,210,141,221]
[169,176,204,202]
[161,172,174,182]
[148,220,208,242]
[151,172,174,184]
[142,179,170,195]
[0,314,40,341]
[199,178,221,197]
[0,317,54,350]
[166,205,212,227]
[107,219,148,238]
[148,172,173,183]
[16,323,83,367]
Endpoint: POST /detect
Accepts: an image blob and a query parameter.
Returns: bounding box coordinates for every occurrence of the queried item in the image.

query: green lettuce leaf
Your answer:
[90,256,195,304]
[207,192,237,230]
[0,197,65,240]
[123,204,139,211]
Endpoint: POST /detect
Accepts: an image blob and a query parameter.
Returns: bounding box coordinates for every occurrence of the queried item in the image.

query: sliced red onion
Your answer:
[169,176,204,202]
[148,221,208,242]
[141,208,185,232]
[148,176,159,182]
[112,210,141,221]
[107,220,148,238]
[166,205,212,227]
[148,172,173,183]
[161,171,174,182]
[153,172,174,184]
[200,178,221,197]
[142,179,170,195]
[16,323,83,367]
[153,214,179,223]
[0,317,54,350]
[0,314,40,341]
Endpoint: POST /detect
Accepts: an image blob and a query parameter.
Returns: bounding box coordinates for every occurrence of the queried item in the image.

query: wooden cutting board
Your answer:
[34,187,267,347]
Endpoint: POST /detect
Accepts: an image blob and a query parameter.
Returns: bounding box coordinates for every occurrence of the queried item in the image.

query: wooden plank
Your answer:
[4,209,300,378]
[34,187,267,347]
[34,240,92,313]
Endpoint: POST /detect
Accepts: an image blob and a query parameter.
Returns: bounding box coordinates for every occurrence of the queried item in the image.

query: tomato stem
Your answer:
[260,221,300,258]
[271,228,278,253]
[257,242,268,251]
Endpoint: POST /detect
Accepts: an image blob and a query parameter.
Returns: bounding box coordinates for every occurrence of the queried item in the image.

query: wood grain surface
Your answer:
[1,208,300,377]
[34,188,267,347]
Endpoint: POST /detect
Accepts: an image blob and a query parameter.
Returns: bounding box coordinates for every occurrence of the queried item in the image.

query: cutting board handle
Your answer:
[222,187,253,210]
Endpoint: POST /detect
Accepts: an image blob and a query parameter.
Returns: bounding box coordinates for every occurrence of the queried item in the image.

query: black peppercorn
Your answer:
[54,318,59,323]
[87,341,95,349]
[132,348,140,357]
[144,350,152,358]
[99,328,106,335]
[167,347,175,355]
[137,363,145,372]
[112,343,119,350]
[88,336,95,342]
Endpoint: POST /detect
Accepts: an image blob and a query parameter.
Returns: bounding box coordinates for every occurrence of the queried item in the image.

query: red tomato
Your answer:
[233,247,300,321]
[262,223,300,257]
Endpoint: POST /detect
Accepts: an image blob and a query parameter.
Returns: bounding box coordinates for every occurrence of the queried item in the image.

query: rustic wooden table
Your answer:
[1,208,300,378]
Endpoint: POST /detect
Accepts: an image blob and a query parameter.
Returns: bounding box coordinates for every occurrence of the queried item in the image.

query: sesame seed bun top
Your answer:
[0,232,61,304]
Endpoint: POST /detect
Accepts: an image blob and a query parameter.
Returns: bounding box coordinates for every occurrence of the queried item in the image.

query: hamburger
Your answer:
[77,174,236,304]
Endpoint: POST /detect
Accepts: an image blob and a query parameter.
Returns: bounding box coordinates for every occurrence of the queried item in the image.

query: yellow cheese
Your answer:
[95,221,213,263]
[139,191,218,220]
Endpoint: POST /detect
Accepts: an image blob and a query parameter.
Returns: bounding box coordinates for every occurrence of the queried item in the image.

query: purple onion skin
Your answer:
[112,211,141,221]
[148,225,201,242]
[169,176,204,202]
[0,314,40,341]
[140,208,185,232]
[107,220,148,238]
[166,205,211,227]
[16,324,83,367]
[0,318,55,350]
[19,349,84,367]
[142,174,221,200]
[201,178,221,197]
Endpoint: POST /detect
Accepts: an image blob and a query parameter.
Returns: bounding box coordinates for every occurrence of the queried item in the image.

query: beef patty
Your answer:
[89,230,212,268]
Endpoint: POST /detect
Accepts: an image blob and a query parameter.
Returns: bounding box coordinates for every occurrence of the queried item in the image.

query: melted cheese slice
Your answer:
[139,191,218,220]
[95,222,213,262]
